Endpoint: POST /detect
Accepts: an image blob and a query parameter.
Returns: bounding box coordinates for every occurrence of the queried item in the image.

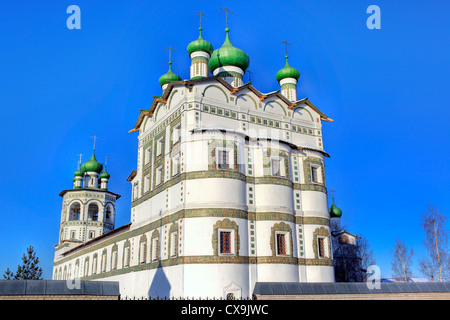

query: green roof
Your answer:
[208,28,249,73]
[158,62,182,87]
[329,197,342,218]
[187,27,214,56]
[74,165,84,177]
[100,166,110,179]
[82,149,103,174]
[276,55,300,82]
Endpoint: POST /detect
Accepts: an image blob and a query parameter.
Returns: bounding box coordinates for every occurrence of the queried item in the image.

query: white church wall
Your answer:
[184,178,246,209]
[254,184,294,213]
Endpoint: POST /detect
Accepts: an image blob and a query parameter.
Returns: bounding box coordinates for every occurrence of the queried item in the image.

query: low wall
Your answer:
[0,280,120,300]
[253,282,450,300]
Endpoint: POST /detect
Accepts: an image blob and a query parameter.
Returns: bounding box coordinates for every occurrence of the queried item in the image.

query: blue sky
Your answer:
[0,0,448,280]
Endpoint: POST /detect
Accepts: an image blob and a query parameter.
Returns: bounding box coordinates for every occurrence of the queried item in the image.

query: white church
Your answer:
[53,19,339,299]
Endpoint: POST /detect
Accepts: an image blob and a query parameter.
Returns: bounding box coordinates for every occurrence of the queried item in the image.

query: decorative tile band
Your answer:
[78,255,333,281]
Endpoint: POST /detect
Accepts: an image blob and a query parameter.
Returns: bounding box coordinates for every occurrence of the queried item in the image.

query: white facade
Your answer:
[53,39,336,298]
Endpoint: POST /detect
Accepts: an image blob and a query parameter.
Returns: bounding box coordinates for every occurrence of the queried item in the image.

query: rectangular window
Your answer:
[70,231,76,240]
[271,158,281,176]
[217,149,230,169]
[140,242,146,264]
[124,247,130,267]
[220,231,232,254]
[144,174,150,192]
[156,137,163,156]
[155,166,163,186]
[152,238,159,261]
[92,258,97,274]
[112,251,117,270]
[133,182,139,200]
[277,233,287,255]
[170,232,177,257]
[89,231,95,239]
[271,156,286,177]
[318,238,326,258]
[172,154,181,176]
[145,147,151,164]
[102,254,107,272]
[311,165,320,183]
[173,124,181,144]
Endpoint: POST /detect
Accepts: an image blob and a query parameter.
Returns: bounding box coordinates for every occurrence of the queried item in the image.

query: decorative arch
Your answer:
[270,222,293,257]
[292,105,314,121]
[87,202,101,221]
[68,201,81,221]
[167,89,179,108]
[235,93,257,109]
[202,85,229,103]
[263,100,287,116]
[104,203,114,224]
[153,103,165,122]
[142,116,152,133]
[312,226,332,259]
[211,219,240,257]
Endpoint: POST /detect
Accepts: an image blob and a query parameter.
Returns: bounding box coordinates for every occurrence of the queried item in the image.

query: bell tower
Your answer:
[54,144,121,260]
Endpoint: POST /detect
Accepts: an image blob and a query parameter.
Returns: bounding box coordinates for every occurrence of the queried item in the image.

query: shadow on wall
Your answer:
[148,262,171,299]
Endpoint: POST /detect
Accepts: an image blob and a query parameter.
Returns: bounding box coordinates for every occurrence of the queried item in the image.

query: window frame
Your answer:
[218,229,235,255]
[155,165,163,186]
[156,137,164,156]
[317,236,327,258]
[216,147,233,170]
[270,156,286,177]
[310,164,322,184]
[173,124,181,145]
[151,237,159,262]
[275,231,290,256]
[172,154,181,176]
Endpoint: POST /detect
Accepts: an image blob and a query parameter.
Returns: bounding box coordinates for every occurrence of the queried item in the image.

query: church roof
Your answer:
[59,188,121,199]
[128,76,333,133]
[60,223,131,256]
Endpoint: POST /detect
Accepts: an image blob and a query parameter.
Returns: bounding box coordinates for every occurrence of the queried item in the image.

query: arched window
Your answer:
[88,203,99,221]
[69,202,81,221]
[105,204,114,223]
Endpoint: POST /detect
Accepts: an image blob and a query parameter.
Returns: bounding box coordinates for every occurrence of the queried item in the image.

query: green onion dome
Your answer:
[74,166,84,177]
[208,28,250,73]
[82,150,103,174]
[158,62,182,87]
[276,55,300,82]
[329,198,343,218]
[187,28,214,56]
[100,167,110,180]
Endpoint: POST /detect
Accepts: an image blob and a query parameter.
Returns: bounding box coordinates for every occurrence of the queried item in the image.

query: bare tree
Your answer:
[391,239,414,282]
[356,237,376,272]
[420,205,449,282]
